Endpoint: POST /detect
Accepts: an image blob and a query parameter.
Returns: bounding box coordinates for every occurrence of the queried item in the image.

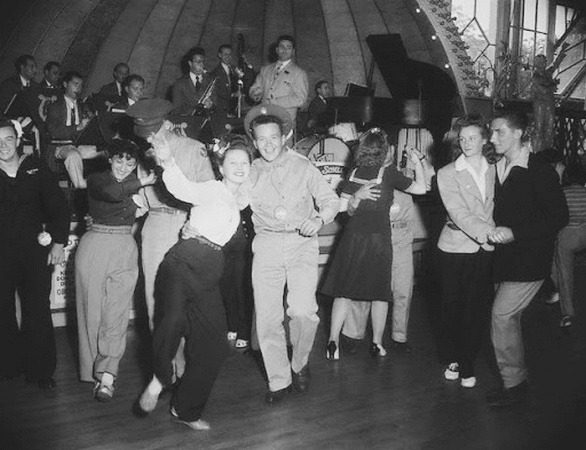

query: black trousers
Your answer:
[220,227,253,339]
[0,240,55,380]
[438,249,493,378]
[152,238,227,422]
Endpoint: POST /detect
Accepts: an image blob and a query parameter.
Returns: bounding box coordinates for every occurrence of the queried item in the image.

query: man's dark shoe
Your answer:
[390,339,412,353]
[292,365,311,393]
[265,385,292,405]
[486,380,528,407]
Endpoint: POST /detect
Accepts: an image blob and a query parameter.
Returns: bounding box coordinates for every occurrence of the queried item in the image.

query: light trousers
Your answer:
[552,224,586,318]
[75,227,138,382]
[252,232,320,392]
[491,280,543,388]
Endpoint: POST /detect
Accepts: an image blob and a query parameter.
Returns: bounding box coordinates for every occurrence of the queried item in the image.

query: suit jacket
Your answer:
[210,63,237,115]
[493,154,568,282]
[0,75,38,118]
[23,83,61,132]
[308,96,327,123]
[98,81,122,101]
[437,158,496,253]
[46,95,89,141]
[249,61,308,124]
[171,73,217,116]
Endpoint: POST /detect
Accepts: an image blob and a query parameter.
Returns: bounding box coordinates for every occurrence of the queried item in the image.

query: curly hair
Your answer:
[107,138,140,160]
[211,133,254,178]
[451,114,497,163]
[354,129,389,167]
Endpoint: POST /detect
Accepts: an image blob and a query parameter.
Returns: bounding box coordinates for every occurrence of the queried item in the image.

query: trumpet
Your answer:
[192,76,217,116]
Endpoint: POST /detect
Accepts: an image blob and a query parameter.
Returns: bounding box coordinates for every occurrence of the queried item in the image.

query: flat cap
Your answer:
[126,98,174,138]
[243,104,292,139]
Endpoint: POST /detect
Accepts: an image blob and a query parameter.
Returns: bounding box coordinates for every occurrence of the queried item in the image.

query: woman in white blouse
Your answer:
[138,134,251,431]
[436,114,497,389]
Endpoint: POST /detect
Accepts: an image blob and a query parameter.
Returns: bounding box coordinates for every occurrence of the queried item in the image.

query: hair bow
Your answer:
[212,138,230,156]
[10,119,23,139]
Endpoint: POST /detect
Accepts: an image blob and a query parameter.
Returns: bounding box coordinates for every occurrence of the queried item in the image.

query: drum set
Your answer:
[294,122,357,192]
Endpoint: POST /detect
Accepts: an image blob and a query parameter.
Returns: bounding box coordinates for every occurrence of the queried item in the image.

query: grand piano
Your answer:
[321,34,458,143]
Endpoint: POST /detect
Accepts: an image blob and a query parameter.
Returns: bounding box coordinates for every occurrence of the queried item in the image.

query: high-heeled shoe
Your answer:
[326,341,339,360]
[370,342,387,357]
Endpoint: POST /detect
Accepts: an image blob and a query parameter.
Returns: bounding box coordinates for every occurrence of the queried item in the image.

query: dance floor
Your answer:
[1,281,585,450]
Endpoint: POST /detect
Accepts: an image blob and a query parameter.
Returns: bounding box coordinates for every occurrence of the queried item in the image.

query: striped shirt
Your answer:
[563,184,586,227]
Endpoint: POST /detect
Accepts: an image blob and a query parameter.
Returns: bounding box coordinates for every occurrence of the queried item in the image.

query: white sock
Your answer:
[101,372,114,387]
[147,376,163,395]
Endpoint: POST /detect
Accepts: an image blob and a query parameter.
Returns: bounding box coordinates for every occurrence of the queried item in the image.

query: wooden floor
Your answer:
[2,281,586,450]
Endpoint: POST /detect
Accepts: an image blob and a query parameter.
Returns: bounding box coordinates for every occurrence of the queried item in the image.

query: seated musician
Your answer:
[171,47,216,141]
[46,71,102,189]
[307,80,332,134]
[107,74,146,141]
[41,62,62,90]
[22,61,62,135]
[99,63,130,104]
[0,54,38,118]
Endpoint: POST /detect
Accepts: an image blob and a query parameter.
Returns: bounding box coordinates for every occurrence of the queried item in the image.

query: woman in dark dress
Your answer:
[321,128,427,358]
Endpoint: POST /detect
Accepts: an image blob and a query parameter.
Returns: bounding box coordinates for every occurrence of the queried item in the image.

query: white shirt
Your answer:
[162,160,239,246]
[189,72,203,87]
[276,59,291,71]
[455,154,489,202]
[116,81,122,96]
[64,95,80,126]
[496,145,530,183]
[128,98,136,106]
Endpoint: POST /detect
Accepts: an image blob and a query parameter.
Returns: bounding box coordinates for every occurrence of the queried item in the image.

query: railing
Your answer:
[555,108,586,164]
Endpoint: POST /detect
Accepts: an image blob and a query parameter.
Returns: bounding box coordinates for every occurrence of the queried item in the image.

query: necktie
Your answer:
[69,107,76,126]
[195,76,201,91]
[273,63,282,85]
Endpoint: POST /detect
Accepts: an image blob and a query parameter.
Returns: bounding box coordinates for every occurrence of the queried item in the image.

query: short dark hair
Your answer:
[187,47,206,61]
[107,138,139,160]
[15,54,34,73]
[355,128,389,167]
[62,71,83,83]
[123,74,145,90]
[493,109,529,133]
[44,61,60,73]
[315,80,328,94]
[250,114,284,138]
[218,44,232,54]
[277,34,295,48]
[0,119,23,155]
[113,63,129,74]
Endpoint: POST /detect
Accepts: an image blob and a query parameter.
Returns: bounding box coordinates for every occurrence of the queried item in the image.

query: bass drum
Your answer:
[294,134,323,158]
[307,137,351,193]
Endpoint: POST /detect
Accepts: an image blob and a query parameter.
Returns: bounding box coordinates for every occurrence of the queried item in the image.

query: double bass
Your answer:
[236,33,258,112]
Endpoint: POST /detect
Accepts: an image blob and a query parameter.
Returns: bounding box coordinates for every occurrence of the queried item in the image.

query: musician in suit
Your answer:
[210,44,238,137]
[171,47,216,142]
[98,63,130,103]
[249,35,308,128]
[46,71,99,189]
[0,54,38,118]
[23,62,62,134]
[307,80,331,133]
[102,74,145,141]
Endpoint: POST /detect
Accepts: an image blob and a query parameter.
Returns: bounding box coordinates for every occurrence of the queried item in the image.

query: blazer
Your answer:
[493,154,568,282]
[0,75,38,118]
[249,61,308,124]
[210,63,236,115]
[171,73,217,116]
[437,158,496,253]
[98,81,122,101]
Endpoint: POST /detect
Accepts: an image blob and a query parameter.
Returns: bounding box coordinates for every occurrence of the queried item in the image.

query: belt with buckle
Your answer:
[150,206,188,216]
[391,222,409,229]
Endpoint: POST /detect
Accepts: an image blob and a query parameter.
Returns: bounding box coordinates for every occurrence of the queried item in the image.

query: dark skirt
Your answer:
[321,220,392,302]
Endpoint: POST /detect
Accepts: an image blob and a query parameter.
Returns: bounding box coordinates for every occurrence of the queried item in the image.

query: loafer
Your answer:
[265,385,292,404]
[292,365,311,393]
[370,343,387,357]
[170,407,211,430]
[94,382,115,402]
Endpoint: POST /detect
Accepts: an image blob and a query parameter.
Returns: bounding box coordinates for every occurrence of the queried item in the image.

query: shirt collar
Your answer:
[128,97,136,106]
[277,60,291,70]
[454,154,489,173]
[116,81,122,96]
[64,95,77,110]
[19,75,29,87]
[189,72,202,83]
[221,62,230,73]
[496,145,530,182]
